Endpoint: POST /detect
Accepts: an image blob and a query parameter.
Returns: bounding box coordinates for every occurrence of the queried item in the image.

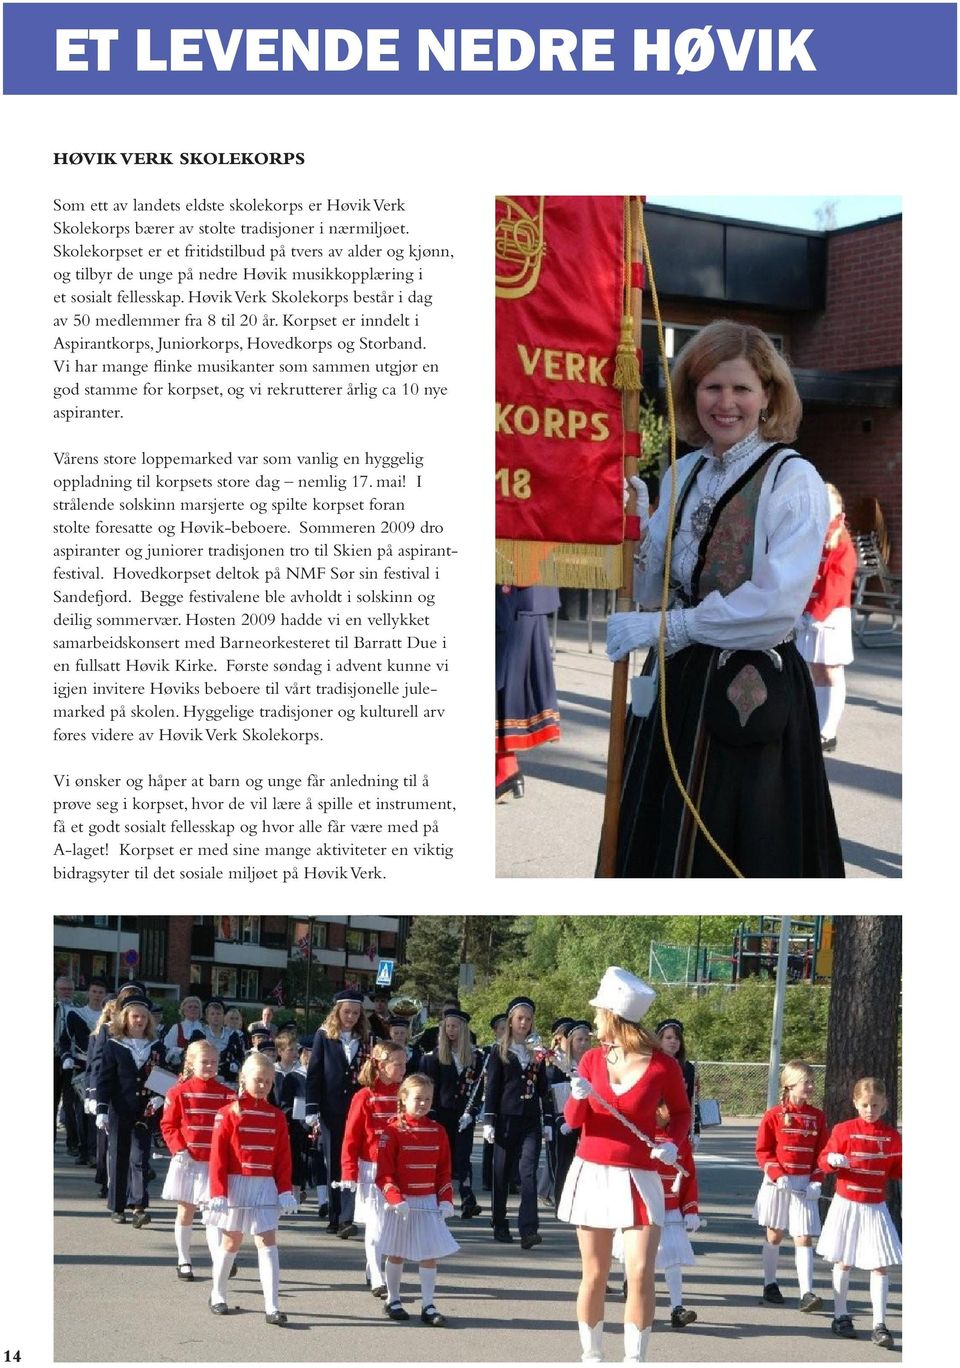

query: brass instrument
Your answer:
[387,994,425,1034]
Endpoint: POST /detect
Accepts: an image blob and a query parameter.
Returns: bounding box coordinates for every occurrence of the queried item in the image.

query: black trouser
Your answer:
[107,1109,151,1213]
[60,1071,88,1156]
[55,1058,81,1149]
[553,1125,579,1215]
[436,1110,476,1201]
[491,1113,542,1236]
[320,1116,355,1225]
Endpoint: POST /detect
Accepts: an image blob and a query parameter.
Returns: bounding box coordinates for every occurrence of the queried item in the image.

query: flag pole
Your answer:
[598,196,644,878]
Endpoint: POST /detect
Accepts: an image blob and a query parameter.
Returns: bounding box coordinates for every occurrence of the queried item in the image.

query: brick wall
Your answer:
[797,407,902,570]
[167,917,193,996]
[791,219,901,370]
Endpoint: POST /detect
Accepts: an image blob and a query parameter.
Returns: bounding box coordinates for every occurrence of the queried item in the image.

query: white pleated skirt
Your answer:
[203,1175,279,1235]
[161,1154,210,1205]
[796,607,854,666]
[355,1159,385,1237]
[377,1195,459,1262]
[816,1196,902,1269]
[753,1176,821,1236]
[558,1158,665,1229]
[611,1209,695,1269]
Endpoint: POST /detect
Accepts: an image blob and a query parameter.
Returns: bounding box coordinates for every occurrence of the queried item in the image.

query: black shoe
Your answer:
[177,1265,194,1282]
[147,1168,157,1182]
[460,1195,482,1219]
[337,1221,358,1239]
[492,1226,513,1243]
[872,1324,894,1349]
[325,1220,340,1235]
[228,1259,239,1278]
[131,1210,151,1229]
[495,773,524,801]
[265,1311,288,1326]
[670,1306,697,1327]
[99,1184,109,1199]
[832,1315,857,1339]
[209,1300,231,1316]
[318,1202,329,1220]
[371,1285,389,1299]
[799,1291,823,1313]
[66,1143,80,1156]
[75,1153,90,1166]
[520,1231,543,1249]
[111,1212,127,1224]
[421,1306,446,1327]
[762,1282,785,1305]
[385,1301,410,1321]
[821,735,838,753]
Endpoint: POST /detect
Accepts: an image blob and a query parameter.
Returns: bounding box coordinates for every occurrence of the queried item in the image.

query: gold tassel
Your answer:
[496,539,622,589]
[613,314,641,392]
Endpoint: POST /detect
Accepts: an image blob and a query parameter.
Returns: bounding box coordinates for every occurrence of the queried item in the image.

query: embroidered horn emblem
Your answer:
[495,196,546,299]
[727,664,767,728]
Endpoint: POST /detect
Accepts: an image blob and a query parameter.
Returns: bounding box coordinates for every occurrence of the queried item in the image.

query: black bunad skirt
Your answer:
[496,587,560,752]
[613,640,844,877]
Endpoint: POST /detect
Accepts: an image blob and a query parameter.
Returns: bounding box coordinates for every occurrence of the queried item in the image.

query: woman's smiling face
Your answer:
[695,356,769,455]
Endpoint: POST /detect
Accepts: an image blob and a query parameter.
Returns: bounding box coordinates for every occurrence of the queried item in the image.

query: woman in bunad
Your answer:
[162,996,205,1068]
[422,1006,485,1220]
[200,997,245,1087]
[482,996,555,1248]
[606,320,844,876]
[305,988,372,1236]
[558,968,691,1364]
[548,1019,592,1216]
[160,1039,234,1281]
[340,1041,407,1297]
[204,1053,298,1323]
[95,991,168,1227]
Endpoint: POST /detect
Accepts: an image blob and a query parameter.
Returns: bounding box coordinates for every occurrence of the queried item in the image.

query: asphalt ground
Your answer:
[496,619,902,879]
[53,1120,901,1363]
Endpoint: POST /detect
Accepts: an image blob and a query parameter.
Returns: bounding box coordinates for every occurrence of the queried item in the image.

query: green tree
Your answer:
[402,917,461,1013]
[459,915,527,982]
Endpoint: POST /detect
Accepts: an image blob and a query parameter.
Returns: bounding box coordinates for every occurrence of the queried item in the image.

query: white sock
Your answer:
[212,1244,236,1305]
[870,1271,888,1325]
[174,1219,193,1266]
[762,1241,780,1285]
[257,1244,280,1316]
[365,1230,384,1287]
[577,1321,603,1363]
[795,1245,814,1295]
[821,674,846,740]
[204,1222,221,1261]
[832,1266,850,1317]
[665,1265,684,1308]
[419,1265,437,1308]
[385,1261,402,1304]
[623,1323,651,1363]
[814,685,830,733]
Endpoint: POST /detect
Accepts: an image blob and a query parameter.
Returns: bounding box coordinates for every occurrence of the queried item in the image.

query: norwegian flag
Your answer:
[295,933,311,957]
[268,981,285,1005]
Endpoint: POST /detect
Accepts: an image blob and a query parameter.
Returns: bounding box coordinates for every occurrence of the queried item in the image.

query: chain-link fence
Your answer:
[649,942,735,984]
[695,1062,902,1118]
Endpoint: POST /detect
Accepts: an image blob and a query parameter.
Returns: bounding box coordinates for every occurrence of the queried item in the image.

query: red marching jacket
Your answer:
[341,1083,400,1181]
[160,1075,234,1162]
[208,1095,293,1199]
[804,531,858,621]
[375,1115,453,1206]
[818,1118,902,1204]
[563,1048,692,1170]
[755,1102,828,1183]
[653,1129,699,1215]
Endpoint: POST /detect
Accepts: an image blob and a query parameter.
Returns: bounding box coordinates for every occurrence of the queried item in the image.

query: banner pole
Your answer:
[598,196,644,878]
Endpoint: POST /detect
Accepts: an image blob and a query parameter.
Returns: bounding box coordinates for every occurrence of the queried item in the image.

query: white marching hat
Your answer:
[589,967,656,1023]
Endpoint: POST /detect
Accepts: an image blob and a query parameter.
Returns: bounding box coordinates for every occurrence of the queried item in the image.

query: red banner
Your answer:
[495,196,625,544]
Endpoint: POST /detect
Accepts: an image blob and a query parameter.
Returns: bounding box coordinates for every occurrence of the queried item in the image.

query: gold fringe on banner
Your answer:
[496,538,622,589]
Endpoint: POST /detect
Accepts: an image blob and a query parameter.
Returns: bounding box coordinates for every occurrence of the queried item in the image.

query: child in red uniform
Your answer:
[753,1060,828,1311]
[376,1073,459,1326]
[160,1040,234,1281]
[796,483,859,751]
[816,1077,902,1348]
[341,1041,406,1298]
[206,1053,297,1324]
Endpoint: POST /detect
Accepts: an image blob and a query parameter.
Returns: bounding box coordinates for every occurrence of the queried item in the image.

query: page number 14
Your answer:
[5,1353,21,1362]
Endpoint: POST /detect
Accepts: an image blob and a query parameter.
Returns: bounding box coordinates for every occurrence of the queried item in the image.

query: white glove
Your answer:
[96,1114,109,1132]
[305,1111,320,1129]
[826,1152,849,1169]
[570,1075,592,1101]
[650,1141,678,1167]
[172,1150,192,1169]
[542,1126,553,1143]
[623,475,650,522]
[458,1112,473,1132]
[683,1213,701,1233]
[62,1057,75,1071]
[338,1180,358,1193]
[774,1175,790,1191]
[145,1095,165,1116]
[560,1123,573,1136]
[806,1181,822,1200]
[606,611,660,662]
[438,1201,455,1219]
[84,1098,97,1115]
[483,1125,496,1144]
[278,1191,299,1214]
[390,1200,410,1220]
[206,1196,228,1214]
